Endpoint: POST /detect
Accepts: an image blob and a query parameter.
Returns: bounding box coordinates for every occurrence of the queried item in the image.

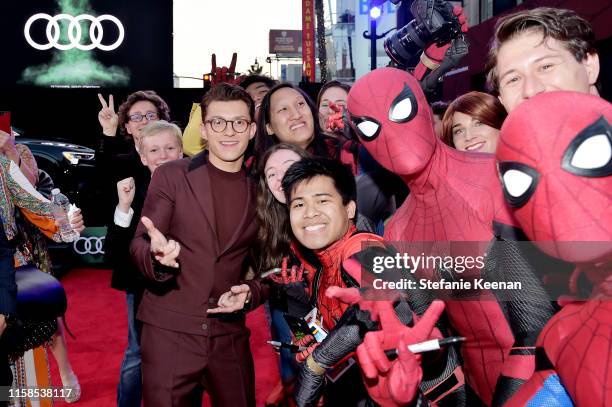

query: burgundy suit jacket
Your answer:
[130,152,267,336]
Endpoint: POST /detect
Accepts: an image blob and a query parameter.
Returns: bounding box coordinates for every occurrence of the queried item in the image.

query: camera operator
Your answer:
[383,0,469,97]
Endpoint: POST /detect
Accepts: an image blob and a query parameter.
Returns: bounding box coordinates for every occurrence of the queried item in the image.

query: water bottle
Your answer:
[51,188,79,242]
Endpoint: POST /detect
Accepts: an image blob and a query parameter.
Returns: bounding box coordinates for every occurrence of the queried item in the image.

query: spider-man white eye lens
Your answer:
[570,134,611,169]
[357,121,380,139]
[388,84,418,123]
[562,116,612,177]
[390,98,413,122]
[498,161,540,208]
[351,115,381,141]
[503,170,533,198]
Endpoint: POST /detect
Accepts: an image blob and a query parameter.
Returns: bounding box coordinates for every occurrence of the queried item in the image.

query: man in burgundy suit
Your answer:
[130,83,268,407]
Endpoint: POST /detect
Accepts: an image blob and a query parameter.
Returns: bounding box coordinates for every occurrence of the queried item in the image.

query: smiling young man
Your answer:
[130,83,268,407]
[282,158,383,331]
[281,158,388,406]
[485,7,600,113]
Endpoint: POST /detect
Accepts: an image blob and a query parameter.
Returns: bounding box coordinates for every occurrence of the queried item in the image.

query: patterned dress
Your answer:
[0,153,59,407]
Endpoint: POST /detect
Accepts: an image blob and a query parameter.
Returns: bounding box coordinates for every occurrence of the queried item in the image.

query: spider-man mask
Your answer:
[497,91,612,263]
[347,68,436,176]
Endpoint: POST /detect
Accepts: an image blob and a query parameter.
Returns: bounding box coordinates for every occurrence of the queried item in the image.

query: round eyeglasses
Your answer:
[129,111,159,122]
[205,117,251,133]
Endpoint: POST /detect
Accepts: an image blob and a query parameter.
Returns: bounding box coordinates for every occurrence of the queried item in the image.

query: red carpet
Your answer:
[48,268,280,406]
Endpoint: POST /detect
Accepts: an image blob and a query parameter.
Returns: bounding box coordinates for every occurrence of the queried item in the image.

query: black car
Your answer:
[15,135,107,274]
[17,137,94,178]
[16,137,98,209]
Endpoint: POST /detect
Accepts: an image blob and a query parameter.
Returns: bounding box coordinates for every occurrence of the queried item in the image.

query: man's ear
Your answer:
[584,52,600,92]
[347,200,356,220]
[266,123,274,136]
[248,122,256,141]
[139,152,148,167]
[200,122,208,142]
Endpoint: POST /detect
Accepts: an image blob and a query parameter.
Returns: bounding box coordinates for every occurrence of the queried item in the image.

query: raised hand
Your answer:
[325,102,345,133]
[415,5,468,80]
[268,258,310,310]
[207,284,252,314]
[386,336,424,406]
[270,257,305,285]
[141,216,180,268]
[210,53,245,85]
[357,300,444,378]
[452,5,469,34]
[116,177,136,213]
[97,93,119,137]
[356,301,444,407]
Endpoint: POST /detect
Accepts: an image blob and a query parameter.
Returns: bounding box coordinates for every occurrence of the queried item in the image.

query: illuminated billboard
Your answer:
[0,0,172,88]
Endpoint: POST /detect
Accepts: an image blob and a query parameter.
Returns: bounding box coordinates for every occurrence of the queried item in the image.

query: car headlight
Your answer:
[62,151,95,165]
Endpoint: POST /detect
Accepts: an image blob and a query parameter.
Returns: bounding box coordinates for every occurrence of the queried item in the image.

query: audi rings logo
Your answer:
[24,13,125,51]
[73,236,105,256]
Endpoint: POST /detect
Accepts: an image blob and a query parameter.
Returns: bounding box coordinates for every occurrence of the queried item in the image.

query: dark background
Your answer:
[0,0,172,89]
[0,0,181,144]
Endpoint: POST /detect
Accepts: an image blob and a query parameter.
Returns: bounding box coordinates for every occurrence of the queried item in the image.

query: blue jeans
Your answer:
[117,292,143,407]
[269,306,299,384]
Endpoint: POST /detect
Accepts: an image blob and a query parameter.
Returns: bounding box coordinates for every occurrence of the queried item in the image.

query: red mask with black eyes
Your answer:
[347,68,436,176]
[497,91,612,263]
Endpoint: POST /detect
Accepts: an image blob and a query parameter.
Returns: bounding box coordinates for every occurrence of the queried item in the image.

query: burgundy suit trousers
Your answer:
[141,323,255,407]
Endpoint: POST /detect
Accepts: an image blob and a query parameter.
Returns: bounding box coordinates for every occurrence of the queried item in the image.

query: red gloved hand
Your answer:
[414,5,468,80]
[325,276,401,318]
[386,335,424,406]
[357,301,445,407]
[294,334,318,363]
[326,102,345,133]
[210,53,246,85]
[357,300,444,378]
[454,5,469,33]
[268,257,310,317]
[269,257,305,285]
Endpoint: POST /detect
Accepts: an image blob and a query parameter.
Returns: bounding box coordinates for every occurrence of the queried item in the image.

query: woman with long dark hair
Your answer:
[256,143,313,273]
[255,142,315,405]
[254,83,336,166]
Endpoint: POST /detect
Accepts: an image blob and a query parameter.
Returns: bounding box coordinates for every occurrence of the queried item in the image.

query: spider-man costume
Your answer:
[346,68,554,405]
[496,91,612,406]
[310,225,383,330]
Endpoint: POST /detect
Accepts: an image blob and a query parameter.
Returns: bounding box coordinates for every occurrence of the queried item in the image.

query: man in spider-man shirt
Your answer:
[282,158,463,406]
[283,157,379,331]
[281,157,380,405]
[485,7,601,113]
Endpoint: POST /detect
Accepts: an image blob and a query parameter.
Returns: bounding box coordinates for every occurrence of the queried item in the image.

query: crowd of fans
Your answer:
[1,4,610,407]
